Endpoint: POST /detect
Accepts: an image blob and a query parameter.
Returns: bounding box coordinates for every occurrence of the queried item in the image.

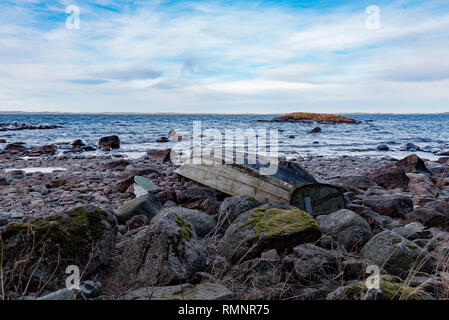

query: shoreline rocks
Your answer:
[1,151,449,300]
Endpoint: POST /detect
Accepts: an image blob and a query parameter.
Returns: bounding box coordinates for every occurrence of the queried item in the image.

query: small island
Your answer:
[258,112,358,124]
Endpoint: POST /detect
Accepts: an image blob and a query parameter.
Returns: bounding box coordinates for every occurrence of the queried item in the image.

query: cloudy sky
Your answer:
[1,0,449,113]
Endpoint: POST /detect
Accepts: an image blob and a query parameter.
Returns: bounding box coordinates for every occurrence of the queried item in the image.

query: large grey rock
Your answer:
[360,230,434,278]
[362,194,413,218]
[115,194,162,223]
[122,282,233,300]
[218,204,321,263]
[160,207,216,237]
[217,195,261,229]
[111,210,207,286]
[407,173,439,197]
[98,135,120,149]
[282,243,343,284]
[316,209,372,251]
[2,206,117,291]
[407,207,449,229]
[235,257,283,287]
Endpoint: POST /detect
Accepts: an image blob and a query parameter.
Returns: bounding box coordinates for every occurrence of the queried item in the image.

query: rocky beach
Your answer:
[1,131,449,300]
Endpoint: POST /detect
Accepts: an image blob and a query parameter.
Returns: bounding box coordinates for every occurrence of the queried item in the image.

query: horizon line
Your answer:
[0,111,449,116]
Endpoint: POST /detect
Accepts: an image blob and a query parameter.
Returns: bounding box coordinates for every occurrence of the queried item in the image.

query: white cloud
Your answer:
[0,0,448,113]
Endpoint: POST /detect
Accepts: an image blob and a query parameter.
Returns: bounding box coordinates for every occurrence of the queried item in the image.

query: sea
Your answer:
[1,113,448,160]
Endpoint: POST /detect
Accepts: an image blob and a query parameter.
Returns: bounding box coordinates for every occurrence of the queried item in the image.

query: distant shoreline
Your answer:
[0,111,448,116]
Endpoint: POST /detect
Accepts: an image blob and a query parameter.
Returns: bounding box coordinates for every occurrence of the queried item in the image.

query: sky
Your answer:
[1,0,449,114]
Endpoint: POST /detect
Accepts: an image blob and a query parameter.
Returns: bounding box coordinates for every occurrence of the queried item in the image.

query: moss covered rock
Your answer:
[360,230,434,278]
[110,210,207,287]
[1,205,117,292]
[327,276,430,300]
[219,204,321,263]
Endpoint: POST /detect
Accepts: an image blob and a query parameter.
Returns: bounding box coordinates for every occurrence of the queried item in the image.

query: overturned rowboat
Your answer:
[175,154,346,216]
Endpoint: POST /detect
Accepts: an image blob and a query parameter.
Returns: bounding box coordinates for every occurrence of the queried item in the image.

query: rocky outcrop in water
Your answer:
[0,121,63,131]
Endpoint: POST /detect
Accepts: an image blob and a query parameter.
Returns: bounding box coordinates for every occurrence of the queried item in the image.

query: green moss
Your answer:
[406,243,417,249]
[243,207,318,237]
[347,280,427,300]
[379,280,426,300]
[176,216,192,241]
[389,235,403,244]
[245,197,258,203]
[2,206,109,264]
[163,215,193,260]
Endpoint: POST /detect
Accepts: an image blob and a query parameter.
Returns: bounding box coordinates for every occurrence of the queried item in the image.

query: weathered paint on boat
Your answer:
[175,158,346,215]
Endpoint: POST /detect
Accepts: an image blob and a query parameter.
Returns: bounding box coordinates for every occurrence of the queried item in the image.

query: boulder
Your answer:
[160,207,216,237]
[0,176,9,186]
[236,257,283,287]
[360,230,433,278]
[125,164,161,176]
[115,194,162,223]
[217,196,262,230]
[176,187,221,215]
[156,137,169,143]
[1,205,117,291]
[111,210,207,286]
[366,155,430,190]
[98,135,120,149]
[125,214,151,230]
[362,194,413,218]
[308,127,322,134]
[115,175,135,193]
[147,149,172,162]
[219,204,321,263]
[282,243,343,284]
[4,143,27,152]
[392,226,420,241]
[427,198,449,215]
[346,205,387,231]
[400,143,421,151]
[316,209,372,251]
[407,173,439,197]
[407,207,449,229]
[377,144,390,151]
[122,282,233,300]
[396,154,430,175]
[71,139,86,147]
[367,166,410,190]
